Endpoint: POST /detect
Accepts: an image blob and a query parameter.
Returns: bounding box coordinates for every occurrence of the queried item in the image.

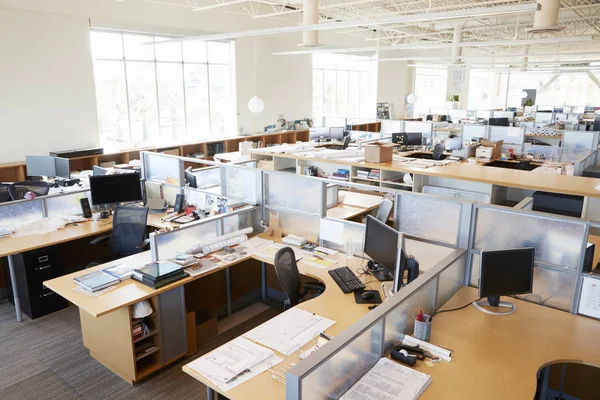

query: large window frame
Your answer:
[91,30,236,147]
[413,67,447,116]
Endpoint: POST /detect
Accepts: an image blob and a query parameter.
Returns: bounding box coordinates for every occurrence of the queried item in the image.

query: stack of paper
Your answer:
[341,358,431,400]
[188,337,283,392]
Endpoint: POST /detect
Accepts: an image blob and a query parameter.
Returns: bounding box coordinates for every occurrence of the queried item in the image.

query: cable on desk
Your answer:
[433,297,482,316]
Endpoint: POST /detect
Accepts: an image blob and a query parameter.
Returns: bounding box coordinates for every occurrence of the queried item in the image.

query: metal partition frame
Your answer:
[286,248,466,400]
[141,151,185,185]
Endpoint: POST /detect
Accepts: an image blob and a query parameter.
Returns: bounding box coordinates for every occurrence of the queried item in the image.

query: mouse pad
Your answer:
[354,290,382,304]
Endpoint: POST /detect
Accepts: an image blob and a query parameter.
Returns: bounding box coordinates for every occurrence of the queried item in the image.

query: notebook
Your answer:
[134,261,183,282]
[340,358,431,400]
[73,271,120,292]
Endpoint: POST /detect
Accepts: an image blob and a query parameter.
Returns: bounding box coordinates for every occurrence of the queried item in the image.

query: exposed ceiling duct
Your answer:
[526,0,564,34]
[299,0,321,48]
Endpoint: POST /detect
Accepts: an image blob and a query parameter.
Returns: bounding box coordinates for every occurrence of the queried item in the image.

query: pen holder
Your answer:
[413,314,432,342]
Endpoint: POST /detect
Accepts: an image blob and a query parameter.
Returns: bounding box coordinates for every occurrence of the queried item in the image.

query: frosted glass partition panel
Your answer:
[326,185,339,209]
[154,220,218,260]
[46,191,90,217]
[489,126,524,145]
[523,145,591,163]
[436,253,467,310]
[380,120,403,134]
[404,121,432,138]
[264,172,325,215]
[222,208,262,235]
[194,167,221,190]
[396,193,462,246]
[275,211,321,243]
[472,206,587,271]
[145,181,163,201]
[221,166,261,205]
[0,200,45,227]
[562,130,599,150]
[163,185,182,206]
[462,124,487,142]
[319,219,366,256]
[143,153,182,185]
[299,319,383,400]
[448,109,467,121]
[382,278,437,352]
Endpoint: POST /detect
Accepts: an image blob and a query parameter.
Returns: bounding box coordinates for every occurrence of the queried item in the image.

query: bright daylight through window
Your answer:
[90,31,236,147]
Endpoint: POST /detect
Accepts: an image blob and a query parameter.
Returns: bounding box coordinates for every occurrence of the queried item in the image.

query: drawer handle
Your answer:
[35,265,52,271]
[40,291,55,297]
[38,255,49,263]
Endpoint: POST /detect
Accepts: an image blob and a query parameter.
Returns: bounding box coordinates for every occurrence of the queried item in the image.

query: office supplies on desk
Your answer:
[282,233,307,246]
[172,214,198,224]
[353,290,381,304]
[73,270,120,292]
[329,266,366,293]
[244,308,335,356]
[413,310,432,342]
[102,263,136,280]
[132,270,189,289]
[302,255,337,269]
[578,276,600,319]
[0,226,15,238]
[185,258,221,276]
[73,285,116,297]
[402,335,452,362]
[340,358,431,400]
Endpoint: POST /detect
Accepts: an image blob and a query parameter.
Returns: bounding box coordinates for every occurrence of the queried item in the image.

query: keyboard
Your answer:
[328,267,366,294]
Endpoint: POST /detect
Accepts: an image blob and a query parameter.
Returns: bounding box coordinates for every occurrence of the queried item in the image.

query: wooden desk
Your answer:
[44,237,454,388]
[416,287,600,399]
[327,191,383,221]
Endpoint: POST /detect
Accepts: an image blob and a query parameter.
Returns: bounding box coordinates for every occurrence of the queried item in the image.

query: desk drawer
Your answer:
[29,287,68,319]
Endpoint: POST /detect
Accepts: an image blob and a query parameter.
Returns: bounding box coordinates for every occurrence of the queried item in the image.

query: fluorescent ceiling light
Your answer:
[406,63,600,72]
[273,35,596,56]
[154,3,537,44]
[366,50,600,62]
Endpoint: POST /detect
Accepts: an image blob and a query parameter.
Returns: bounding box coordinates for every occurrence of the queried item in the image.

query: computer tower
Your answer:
[4,246,68,319]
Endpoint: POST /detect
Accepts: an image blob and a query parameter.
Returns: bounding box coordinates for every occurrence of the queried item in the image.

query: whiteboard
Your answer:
[579,276,600,319]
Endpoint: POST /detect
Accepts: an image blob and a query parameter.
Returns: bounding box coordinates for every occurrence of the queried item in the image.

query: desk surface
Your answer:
[327,191,382,220]
[416,286,600,400]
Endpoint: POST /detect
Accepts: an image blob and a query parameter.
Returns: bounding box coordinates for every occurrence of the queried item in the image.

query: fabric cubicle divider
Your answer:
[285,248,467,400]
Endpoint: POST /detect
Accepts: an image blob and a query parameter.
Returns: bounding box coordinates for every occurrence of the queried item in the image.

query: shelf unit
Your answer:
[350,122,381,132]
[0,130,309,182]
[132,297,161,377]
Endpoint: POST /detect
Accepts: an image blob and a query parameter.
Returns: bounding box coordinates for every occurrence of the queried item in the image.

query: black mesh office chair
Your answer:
[0,183,11,203]
[89,205,150,265]
[329,135,352,150]
[516,160,531,171]
[8,180,50,200]
[432,143,445,160]
[273,247,325,309]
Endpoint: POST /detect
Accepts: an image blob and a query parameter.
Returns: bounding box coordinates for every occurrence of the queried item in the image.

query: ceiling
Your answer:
[138,0,600,63]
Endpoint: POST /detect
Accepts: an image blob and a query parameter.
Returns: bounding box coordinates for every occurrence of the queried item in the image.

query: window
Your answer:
[91,31,236,146]
[312,53,377,125]
[535,73,600,107]
[467,70,492,110]
[413,67,447,116]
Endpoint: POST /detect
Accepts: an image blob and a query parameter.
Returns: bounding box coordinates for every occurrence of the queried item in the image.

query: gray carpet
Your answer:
[0,300,280,400]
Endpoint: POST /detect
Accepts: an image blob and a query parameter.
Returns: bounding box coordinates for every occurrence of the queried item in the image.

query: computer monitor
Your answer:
[405,132,423,146]
[54,157,71,179]
[489,117,510,127]
[89,172,143,206]
[309,127,331,141]
[93,166,109,176]
[364,215,399,281]
[330,127,345,141]
[185,169,197,189]
[392,233,407,294]
[26,156,56,177]
[474,247,535,316]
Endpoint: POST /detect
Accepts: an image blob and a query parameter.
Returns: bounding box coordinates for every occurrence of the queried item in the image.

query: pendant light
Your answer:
[248,33,264,113]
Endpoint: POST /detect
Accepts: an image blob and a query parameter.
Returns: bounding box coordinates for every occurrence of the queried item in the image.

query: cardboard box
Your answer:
[479,139,503,160]
[364,143,394,163]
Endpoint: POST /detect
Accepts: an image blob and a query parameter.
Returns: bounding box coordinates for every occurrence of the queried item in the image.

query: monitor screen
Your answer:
[365,215,398,273]
[489,117,510,127]
[55,157,71,179]
[405,132,423,146]
[309,127,331,140]
[93,166,109,176]
[89,172,143,206]
[26,156,56,177]
[185,169,197,189]
[330,127,345,140]
[479,248,535,298]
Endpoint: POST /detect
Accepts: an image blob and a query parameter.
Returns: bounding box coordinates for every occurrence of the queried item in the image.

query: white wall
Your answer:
[376,51,413,119]
[0,8,100,163]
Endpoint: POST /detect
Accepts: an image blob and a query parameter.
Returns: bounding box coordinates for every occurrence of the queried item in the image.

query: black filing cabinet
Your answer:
[5,246,68,319]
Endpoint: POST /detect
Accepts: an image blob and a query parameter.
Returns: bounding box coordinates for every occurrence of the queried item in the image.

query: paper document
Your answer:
[185,258,222,277]
[341,358,431,400]
[253,243,310,262]
[244,308,335,356]
[578,276,600,319]
[187,337,278,391]
[302,256,338,269]
[314,246,339,256]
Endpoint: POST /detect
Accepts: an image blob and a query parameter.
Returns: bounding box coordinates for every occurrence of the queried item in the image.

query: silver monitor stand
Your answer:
[472,296,516,316]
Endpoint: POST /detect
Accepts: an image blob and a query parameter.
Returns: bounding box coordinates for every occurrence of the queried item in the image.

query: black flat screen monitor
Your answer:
[185,169,198,189]
[26,156,56,177]
[364,215,398,273]
[479,248,535,300]
[489,117,510,127]
[89,172,143,206]
[330,127,345,140]
[392,132,422,146]
[54,157,70,179]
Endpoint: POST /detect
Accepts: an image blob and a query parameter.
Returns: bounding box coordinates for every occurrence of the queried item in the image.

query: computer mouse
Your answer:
[361,291,375,300]
[100,211,111,219]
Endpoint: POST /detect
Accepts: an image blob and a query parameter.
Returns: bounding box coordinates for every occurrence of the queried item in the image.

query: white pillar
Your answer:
[301,0,319,47]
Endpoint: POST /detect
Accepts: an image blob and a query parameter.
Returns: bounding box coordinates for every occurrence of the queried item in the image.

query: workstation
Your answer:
[3,1,600,399]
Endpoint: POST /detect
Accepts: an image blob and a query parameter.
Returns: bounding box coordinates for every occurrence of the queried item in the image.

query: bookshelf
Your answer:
[132,296,161,378]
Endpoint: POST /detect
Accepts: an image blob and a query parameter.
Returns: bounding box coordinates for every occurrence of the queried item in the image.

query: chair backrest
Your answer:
[273,247,302,308]
[516,161,531,171]
[0,183,11,203]
[375,199,393,223]
[342,135,351,149]
[110,205,149,256]
[432,144,445,160]
[8,180,50,200]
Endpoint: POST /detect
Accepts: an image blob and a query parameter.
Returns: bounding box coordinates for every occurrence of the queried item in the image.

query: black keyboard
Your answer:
[328,267,366,294]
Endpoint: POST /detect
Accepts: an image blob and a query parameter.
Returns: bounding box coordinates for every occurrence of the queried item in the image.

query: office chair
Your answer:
[516,161,531,171]
[375,199,393,223]
[273,247,325,310]
[8,180,50,200]
[89,205,150,265]
[0,183,11,203]
[329,135,352,150]
[432,144,445,160]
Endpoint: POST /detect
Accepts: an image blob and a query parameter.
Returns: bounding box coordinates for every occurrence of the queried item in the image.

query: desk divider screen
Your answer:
[193,166,221,190]
[403,121,433,138]
[45,190,91,218]
[286,248,466,400]
[319,218,366,256]
[220,165,261,205]
[142,151,184,185]
[0,198,45,226]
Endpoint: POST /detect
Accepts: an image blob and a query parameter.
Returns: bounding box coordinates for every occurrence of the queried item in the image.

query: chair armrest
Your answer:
[90,234,111,246]
[303,282,326,293]
[136,239,151,250]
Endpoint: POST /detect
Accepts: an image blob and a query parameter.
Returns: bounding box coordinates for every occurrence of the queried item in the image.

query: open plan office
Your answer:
[2,1,600,399]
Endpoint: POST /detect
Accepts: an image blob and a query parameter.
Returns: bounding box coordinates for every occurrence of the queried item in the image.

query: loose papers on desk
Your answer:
[188,337,283,392]
[340,358,431,400]
[244,308,335,356]
[301,256,338,269]
[253,242,311,263]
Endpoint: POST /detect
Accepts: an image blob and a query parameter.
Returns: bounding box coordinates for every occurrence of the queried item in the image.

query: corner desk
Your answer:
[44,236,455,389]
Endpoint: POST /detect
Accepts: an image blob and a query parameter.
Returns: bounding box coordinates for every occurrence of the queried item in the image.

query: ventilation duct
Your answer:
[299,0,321,47]
[526,0,564,33]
